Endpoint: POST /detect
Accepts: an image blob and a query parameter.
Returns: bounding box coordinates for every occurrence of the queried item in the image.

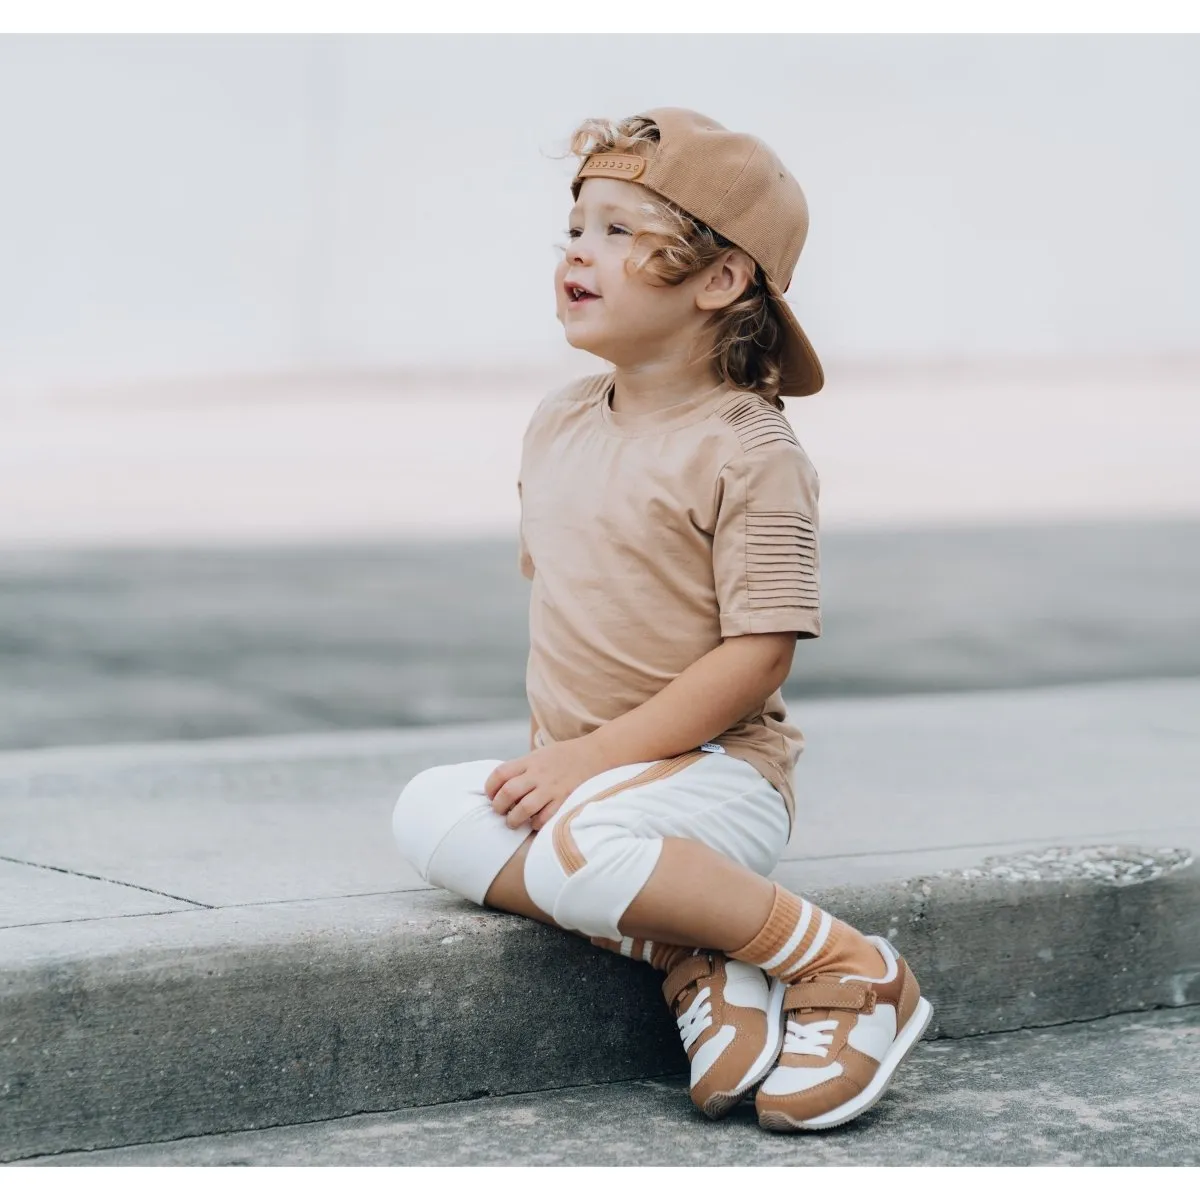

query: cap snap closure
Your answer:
[577,152,646,181]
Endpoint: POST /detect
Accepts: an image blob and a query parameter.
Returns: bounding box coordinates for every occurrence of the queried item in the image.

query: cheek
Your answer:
[613,271,664,325]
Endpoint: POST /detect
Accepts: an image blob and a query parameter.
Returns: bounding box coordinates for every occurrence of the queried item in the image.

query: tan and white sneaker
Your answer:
[755,935,933,1131]
[663,950,786,1119]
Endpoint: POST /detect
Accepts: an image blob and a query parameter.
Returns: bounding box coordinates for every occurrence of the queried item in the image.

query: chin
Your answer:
[563,327,602,356]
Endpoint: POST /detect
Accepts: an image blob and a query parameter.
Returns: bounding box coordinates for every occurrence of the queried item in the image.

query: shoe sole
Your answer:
[757,996,934,1132]
[700,976,788,1120]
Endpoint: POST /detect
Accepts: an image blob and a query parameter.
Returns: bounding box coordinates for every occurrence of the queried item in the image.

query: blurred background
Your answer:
[2,33,1198,750]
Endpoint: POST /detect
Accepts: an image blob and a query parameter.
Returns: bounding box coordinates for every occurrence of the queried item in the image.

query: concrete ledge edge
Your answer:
[3,847,1198,1161]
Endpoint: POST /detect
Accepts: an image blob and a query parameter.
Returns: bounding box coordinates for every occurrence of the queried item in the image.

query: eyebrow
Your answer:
[567,201,638,224]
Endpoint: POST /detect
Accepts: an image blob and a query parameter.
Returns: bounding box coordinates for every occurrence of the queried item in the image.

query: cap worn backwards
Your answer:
[572,107,823,397]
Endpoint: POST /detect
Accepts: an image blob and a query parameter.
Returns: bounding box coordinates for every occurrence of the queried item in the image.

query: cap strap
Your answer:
[576,152,647,183]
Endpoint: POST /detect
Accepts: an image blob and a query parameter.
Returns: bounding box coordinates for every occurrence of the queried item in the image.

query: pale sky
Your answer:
[1,34,1198,393]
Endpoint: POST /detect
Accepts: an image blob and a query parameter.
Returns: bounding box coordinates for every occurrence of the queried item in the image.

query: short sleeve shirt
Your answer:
[517,371,821,823]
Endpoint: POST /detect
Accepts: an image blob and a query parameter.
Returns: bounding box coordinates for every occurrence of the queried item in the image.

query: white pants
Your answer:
[392,748,790,940]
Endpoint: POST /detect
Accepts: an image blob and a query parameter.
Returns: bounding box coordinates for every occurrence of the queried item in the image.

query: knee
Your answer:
[391,761,493,877]
[523,820,656,939]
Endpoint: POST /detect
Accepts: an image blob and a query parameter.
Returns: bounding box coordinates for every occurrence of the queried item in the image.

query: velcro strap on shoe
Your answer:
[786,979,875,1013]
[662,955,712,1005]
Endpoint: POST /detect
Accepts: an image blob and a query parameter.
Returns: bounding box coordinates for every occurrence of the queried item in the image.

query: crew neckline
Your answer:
[592,371,743,438]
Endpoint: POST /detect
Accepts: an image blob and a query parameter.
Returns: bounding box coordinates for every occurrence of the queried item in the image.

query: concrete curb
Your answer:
[2,847,1197,1162]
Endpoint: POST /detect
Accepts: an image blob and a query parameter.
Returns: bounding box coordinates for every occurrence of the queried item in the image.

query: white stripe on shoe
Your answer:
[791,997,934,1131]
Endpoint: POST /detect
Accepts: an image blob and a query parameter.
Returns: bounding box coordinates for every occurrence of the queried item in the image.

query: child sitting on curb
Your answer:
[392,107,931,1132]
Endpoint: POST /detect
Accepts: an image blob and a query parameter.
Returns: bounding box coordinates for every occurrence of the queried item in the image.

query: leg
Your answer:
[520,751,798,1117]
[517,751,930,1131]
[483,833,556,925]
[521,752,884,982]
[621,835,884,980]
[392,757,691,962]
[392,759,535,907]
[483,827,696,968]
[619,836,775,949]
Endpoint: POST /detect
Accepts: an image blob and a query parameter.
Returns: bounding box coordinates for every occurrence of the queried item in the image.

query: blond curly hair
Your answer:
[564,115,786,408]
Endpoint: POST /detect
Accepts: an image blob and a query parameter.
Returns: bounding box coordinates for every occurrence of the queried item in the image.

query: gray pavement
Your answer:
[20,1007,1200,1167]
[2,677,1199,1159]
[3,676,1198,925]
[5,520,1199,1162]
[3,520,1199,752]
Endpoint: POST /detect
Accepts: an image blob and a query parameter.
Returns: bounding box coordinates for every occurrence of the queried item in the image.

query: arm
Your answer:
[489,632,798,827]
[530,712,538,753]
[582,631,797,773]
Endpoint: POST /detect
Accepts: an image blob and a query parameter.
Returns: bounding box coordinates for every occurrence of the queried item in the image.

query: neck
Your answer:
[609,355,723,416]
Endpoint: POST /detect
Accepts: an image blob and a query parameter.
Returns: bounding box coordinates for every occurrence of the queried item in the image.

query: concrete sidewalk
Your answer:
[3,676,1198,915]
[2,677,1199,1160]
[24,1008,1200,1167]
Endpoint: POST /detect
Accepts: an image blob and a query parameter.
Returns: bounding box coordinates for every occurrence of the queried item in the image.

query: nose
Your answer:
[566,236,592,266]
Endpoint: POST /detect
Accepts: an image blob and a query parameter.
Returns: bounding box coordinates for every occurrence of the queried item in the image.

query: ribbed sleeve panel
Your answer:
[745,511,819,611]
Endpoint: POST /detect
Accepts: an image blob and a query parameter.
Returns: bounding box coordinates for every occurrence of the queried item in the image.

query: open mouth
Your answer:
[566,283,599,304]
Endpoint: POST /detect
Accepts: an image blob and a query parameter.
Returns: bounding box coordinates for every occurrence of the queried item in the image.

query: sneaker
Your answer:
[663,950,786,1119]
[755,935,933,1131]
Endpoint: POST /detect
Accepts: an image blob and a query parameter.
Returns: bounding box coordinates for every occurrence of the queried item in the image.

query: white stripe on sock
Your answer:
[642,941,654,964]
[619,936,634,957]
[760,899,813,972]
[786,910,833,977]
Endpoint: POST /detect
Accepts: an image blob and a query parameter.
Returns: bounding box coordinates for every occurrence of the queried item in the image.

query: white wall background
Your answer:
[2,33,1198,395]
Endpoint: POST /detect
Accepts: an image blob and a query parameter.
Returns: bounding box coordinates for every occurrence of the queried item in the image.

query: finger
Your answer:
[506,788,547,830]
[484,759,524,801]
[491,773,534,816]
[530,797,564,831]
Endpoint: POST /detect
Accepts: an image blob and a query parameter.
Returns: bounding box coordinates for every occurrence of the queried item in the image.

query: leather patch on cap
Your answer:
[577,152,646,181]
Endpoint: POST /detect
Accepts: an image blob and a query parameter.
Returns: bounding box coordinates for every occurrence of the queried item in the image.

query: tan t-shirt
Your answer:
[517,370,821,825]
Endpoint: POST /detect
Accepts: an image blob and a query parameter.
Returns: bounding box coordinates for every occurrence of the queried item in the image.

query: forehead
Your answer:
[568,176,655,218]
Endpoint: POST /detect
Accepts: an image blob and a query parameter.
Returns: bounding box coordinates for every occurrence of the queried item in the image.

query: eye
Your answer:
[565,227,582,239]
[608,224,631,236]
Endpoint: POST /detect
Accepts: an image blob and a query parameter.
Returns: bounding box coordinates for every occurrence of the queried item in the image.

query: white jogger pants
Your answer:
[392,747,790,939]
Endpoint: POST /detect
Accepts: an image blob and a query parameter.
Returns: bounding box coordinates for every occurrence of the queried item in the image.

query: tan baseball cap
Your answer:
[571,106,824,397]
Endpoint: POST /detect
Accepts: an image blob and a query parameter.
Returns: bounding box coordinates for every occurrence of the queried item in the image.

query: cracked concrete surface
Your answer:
[21,1007,1200,1167]
[949,846,1196,887]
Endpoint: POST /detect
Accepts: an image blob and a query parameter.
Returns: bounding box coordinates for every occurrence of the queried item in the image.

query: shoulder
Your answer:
[522,371,611,443]
[533,371,610,418]
[710,390,818,483]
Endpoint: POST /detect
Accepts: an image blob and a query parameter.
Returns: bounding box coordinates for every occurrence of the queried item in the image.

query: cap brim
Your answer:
[765,278,824,397]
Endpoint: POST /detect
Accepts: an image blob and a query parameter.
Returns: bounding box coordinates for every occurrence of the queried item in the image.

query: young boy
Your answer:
[392,107,932,1132]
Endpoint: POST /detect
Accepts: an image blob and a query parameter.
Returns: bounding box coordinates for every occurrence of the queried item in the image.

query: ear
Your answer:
[694,248,756,312]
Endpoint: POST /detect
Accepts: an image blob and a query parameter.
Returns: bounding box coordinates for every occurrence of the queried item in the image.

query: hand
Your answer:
[484,737,608,831]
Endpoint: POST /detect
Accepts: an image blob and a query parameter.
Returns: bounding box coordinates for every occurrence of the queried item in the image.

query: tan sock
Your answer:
[590,935,693,973]
[731,883,886,981]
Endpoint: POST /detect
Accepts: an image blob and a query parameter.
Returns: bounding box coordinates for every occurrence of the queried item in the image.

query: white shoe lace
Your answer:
[676,986,713,1052]
[782,1017,839,1058]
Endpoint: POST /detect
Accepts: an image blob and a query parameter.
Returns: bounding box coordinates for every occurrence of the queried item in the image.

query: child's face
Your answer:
[555,177,708,367]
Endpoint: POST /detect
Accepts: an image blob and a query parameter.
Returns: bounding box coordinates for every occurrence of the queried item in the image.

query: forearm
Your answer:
[583,634,794,772]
